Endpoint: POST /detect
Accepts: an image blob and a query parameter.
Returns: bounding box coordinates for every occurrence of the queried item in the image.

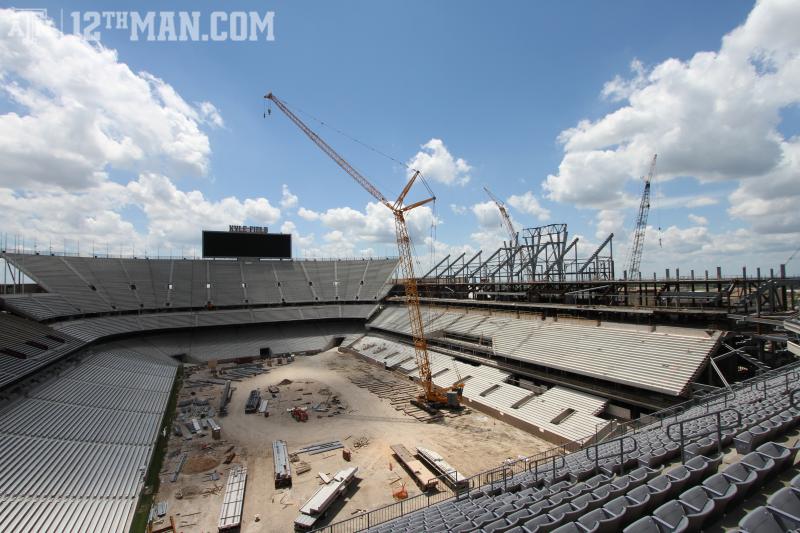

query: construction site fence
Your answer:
[310,439,583,533]
[594,360,800,444]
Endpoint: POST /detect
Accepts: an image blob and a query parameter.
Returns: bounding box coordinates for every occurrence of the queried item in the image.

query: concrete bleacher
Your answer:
[0,348,177,533]
[49,303,377,343]
[0,313,85,388]
[102,321,366,363]
[0,253,399,320]
[369,305,721,398]
[359,362,800,533]
[350,335,611,444]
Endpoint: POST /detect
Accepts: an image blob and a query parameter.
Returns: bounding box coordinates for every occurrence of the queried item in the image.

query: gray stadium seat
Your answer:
[722,462,758,497]
[701,472,738,509]
[578,507,624,533]
[756,440,799,471]
[739,505,800,532]
[766,487,800,519]
[551,523,584,533]
[665,466,691,495]
[602,495,631,526]
[622,516,663,532]
[740,451,777,484]
[523,513,562,532]
[646,475,675,508]
[678,485,717,529]
[625,485,652,522]
[652,500,690,532]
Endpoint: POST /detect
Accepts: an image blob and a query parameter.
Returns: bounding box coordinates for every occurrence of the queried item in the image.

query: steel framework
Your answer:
[423,223,614,284]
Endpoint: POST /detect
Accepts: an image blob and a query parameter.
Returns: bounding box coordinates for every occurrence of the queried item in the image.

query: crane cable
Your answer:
[787,244,800,266]
[266,95,440,322]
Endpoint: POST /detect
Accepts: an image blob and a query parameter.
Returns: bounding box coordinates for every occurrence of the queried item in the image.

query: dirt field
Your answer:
[153,348,553,532]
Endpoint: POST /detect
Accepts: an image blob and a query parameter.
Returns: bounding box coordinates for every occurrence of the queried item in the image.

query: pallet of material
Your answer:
[218,465,247,531]
[258,399,269,414]
[416,447,468,490]
[390,444,438,491]
[273,440,292,488]
[294,467,358,531]
[245,389,261,413]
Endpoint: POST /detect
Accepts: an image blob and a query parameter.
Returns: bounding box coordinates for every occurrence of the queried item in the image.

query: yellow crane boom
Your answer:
[265,92,462,407]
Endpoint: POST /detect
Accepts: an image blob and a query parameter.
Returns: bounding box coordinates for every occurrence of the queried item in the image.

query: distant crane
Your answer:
[265,92,463,409]
[484,187,532,280]
[626,154,657,277]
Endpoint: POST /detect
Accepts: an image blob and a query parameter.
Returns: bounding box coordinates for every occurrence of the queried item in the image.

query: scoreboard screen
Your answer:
[202,230,292,258]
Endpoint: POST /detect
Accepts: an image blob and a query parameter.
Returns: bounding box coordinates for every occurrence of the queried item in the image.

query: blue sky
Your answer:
[0,0,798,275]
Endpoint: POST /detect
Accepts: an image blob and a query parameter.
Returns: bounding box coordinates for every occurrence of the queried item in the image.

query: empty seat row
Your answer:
[624,440,799,533]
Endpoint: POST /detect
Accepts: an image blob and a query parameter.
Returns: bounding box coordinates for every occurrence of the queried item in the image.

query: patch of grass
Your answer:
[130,365,184,533]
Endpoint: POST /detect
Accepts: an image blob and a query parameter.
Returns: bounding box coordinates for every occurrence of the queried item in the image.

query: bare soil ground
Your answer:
[152,348,553,532]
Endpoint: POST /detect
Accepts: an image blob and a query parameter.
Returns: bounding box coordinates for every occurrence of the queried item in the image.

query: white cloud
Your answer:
[602,59,648,102]
[280,184,298,209]
[507,191,550,221]
[595,209,624,240]
[688,213,708,225]
[407,138,471,186]
[0,9,216,189]
[543,0,800,214]
[728,139,800,234]
[297,207,320,221]
[450,203,467,215]
[126,173,281,248]
[198,101,224,128]
[470,200,517,251]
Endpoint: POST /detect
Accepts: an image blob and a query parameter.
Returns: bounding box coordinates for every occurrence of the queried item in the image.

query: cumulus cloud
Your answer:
[0,9,217,189]
[595,209,624,240]
[507,191,550,221]
[297,207,321,221]
[688,214,709,225]
[407,138,471,186]
[543,0,800,216]
[728,139,800,234]
[280,184,298,209]
[126,173,281,247]
[450,204,467,215]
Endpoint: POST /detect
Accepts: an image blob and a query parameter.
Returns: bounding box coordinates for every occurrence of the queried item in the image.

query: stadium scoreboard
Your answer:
[202,226,291,258]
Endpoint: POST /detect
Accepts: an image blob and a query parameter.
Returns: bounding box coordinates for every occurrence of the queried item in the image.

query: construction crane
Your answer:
[484,187,532,280]
[626,154,657,277]
[265,92,463,410]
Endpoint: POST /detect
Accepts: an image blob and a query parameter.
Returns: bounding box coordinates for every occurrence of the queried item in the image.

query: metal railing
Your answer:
[665,408,741,464]
[595,360,800,444]
[309,440,581,533]
[584,435,638,475]
[310,360,800,533]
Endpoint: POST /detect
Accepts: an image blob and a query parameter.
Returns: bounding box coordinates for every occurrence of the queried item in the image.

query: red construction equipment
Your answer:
[291,407,308,422]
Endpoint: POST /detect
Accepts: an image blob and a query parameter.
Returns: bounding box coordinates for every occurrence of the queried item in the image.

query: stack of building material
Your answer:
[390,444,438,490]
[296,440,344,455]
[294,467,358,530]
[218,465,247,531]
[207,418,222,440]
[245,389,261,414]
[273,440,291,488]
[416,447,467,490]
